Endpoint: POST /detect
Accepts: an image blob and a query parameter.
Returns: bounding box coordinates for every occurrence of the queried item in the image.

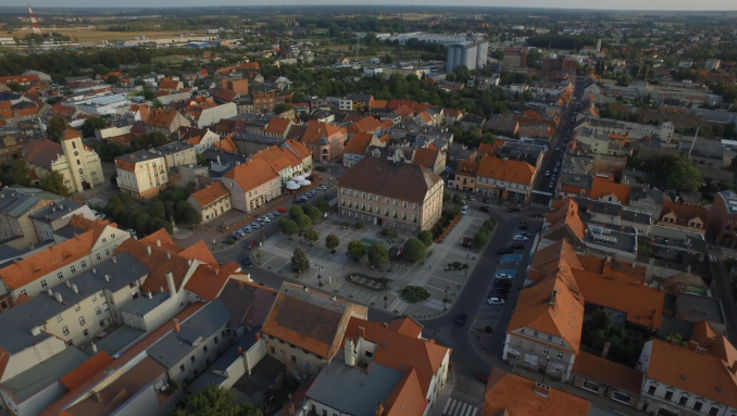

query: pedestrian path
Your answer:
[442,397,479,416]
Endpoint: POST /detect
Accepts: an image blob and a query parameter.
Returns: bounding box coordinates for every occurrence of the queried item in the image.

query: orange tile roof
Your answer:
[383,368,427,416]
[371,99,388,109]
[238,62,260,70]
[191,181,230,207]
[419,112,432,123]
[660,201,708,224]
[507,270,584,353]
[265,117,291,136]
[647,339,737,409]
[284,139,311,160]
[387,99,417,111]
[343,132,374,155]
[224,158,279,192]
[301,120,345,146]
[159,78,179,90]
[0,74,39,85]
[348,116,383,135]
[483,369,590,416]
[68,215,114,242]
[386,316,424,338]
[572,269,664,329]
[343,317,449,397]
[231,79,249,94]
[252,144,293,173]
[545,199,586,240]
[412,147,439,169]
[590,176,631,205]
[477,156,535,185]
[146,109,178,128]
[393,106,414,118]
[531,240,583,271]
[59,352,114,391]
[456,160,479,176]
[0,231,95,290]
[213,135,237,153]
[183,262,241,301]
[572,352,643,394]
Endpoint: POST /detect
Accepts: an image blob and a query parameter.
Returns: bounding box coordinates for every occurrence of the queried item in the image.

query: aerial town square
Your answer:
[1,1,737,415]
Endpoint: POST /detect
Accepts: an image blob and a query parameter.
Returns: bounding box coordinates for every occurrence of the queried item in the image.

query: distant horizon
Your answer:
[5,0,737,12]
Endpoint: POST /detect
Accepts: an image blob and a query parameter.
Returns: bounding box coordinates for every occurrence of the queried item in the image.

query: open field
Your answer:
[9,27,204,44]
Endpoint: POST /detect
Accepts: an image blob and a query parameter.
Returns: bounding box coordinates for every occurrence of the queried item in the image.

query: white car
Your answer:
[261,217,271,223]
[545,170,550,177]
[512,235,528,242]
[460,205,469,215]
[496,272,512,279]
[488,296,505,306]
[316,185,327,191]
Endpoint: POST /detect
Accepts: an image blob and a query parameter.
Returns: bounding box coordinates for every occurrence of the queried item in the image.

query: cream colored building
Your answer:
[23,129,105,193]
[115,149,168,200]
[221,159,282,214]
[188,182,232,224]
[338,157,443,233]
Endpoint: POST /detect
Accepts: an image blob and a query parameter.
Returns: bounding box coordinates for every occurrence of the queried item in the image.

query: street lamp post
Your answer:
[443,285,449,312]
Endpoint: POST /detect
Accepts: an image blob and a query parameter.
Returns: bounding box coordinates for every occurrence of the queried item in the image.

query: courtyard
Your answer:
[254,211,495,318]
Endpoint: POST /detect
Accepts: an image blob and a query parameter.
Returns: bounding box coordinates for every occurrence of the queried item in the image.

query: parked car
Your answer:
[480,206,490,213]
[532,213,545,218]
[241,225,252,233]
[467,195,475,201]
[456,314,467,326]
[512,235,528,242]
[488,296,505,306]
[482,197,490,204]
[250,223,260,230]
[511,243,526,250]
[316,185,327,191]
[246,240,257,249]
[495,272,512,279]
[545,170,550,177]
[460,205,469,215]
[294,200,306,205]
[243,258,253,268]
[496,248,513,254]
[261,216,271,223]
[508,207,521,213]
[277,207,287,213]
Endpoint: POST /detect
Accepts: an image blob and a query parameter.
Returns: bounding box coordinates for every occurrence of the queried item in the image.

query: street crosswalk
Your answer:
[442,398,478,416]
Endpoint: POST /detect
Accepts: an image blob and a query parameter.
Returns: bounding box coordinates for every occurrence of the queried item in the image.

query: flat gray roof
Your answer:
[676,294,725,325]
[0,347,88,403]
[30,199,86,222]
[119,292,170,316]
[307,352,404,416]
[147,300,230,369]
[83,325,145,357]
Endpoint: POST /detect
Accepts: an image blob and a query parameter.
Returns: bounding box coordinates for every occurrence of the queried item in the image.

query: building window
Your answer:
[556,351,564,360]
[56,314,63,322]
[664,391,673,401]
[62,326,70,336]
[74,304,81,312]
[57,271,64,280]
[542,347,549,355]
[203,345,208,353]
[96,253,101,260]
[709,407,719,416]
[78,316,86,326]
[533,331,539,338]
[91,294,96,302]
[70,265,76,273]
[679,396,688,406]
[190,355,196,364]
[693,402,703,412]
[20,289,27,296]
[270,346,276,354]
[214,336,219,344]
[291,355,297,363]
[99,319,105,327]
[41,280,48,288]
[95,307,101,315]
[83,329,89,337]
[179,365,185,373]
[103,302,109,311]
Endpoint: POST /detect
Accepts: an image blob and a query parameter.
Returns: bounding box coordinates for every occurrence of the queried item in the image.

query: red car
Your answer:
[246,240,257,249]
[276,207,287,213]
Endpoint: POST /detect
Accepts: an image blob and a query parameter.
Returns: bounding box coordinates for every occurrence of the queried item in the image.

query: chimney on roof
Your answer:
[166,252,171,260]
[358,326,365,340]
[47,288,53,296]
[90,391,102,402]
[66,280,71,288]
[375,402,384,416]
[146,245,152,256]
[601,342,611,359]
[534,382,551,398]
[92,268,96,274]
[91,343,98,353]
[156,240,161,247]
[112,256,117,264]
[302,286,308,292]
[344,338,356,367]
[147,291,152,299]
[173,318,180,332]
[166,271,176,295]
[104,273,110,282]
[72,284,79,294]
[55,292,62,303]
[255,332,262,341]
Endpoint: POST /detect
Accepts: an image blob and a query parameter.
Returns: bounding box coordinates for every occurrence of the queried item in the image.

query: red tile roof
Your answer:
[191,181,230,208]
[183,262,241,301]
[590,176,631,205]
[59,352,114,391]
[412,147,439,169]
[572,352,643,394]
[477,156,535,185]
[223,158,279,192]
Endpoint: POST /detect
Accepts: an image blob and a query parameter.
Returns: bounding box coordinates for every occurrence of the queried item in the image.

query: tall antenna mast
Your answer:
[28,3,41,35]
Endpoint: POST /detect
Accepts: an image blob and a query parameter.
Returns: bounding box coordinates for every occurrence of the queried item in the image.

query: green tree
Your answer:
[10,159,31,187]
[347,240,366,260]
[443,189,451,201]
[304,229,319,246]
[176,201,200,224]
[303,205,322,223]
[119,192,134,206]
[400,286,431,303]
[325,234,340,251]
[110,196,123,206]
[46,116,68,142]
[6,82,22,93]
[291,247,311,273]
[368,243,389,268]
[81,117,106,138]
[39,171,70,197]
[403,238,427,262]
[149,200,167,220]
[135,213,151,234]
[274,103,293,114]
[316,200,330,213]
[643,154,701,192]
[452,194,464,205]
[130,132,170,151]
[170,385,262,416]
[417,230,433,248]
[289,205,304,219]
[295,214,312,231]
[280,220,299,239]
[196,153,208,167]
[106,74,120,85]
[474,231,490,247]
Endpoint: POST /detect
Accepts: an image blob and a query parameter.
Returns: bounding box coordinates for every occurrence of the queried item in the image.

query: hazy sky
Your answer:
[5,0,736,11]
